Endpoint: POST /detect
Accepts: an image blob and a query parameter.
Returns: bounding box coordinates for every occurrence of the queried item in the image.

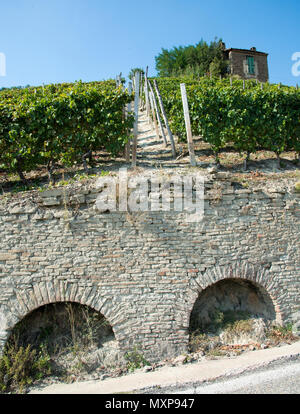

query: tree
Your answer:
[209,56,229,78]
[128,68,145,81]
[155,38,228,78]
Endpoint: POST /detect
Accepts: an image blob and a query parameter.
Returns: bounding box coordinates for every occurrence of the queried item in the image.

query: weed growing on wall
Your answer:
[124,346,150,372]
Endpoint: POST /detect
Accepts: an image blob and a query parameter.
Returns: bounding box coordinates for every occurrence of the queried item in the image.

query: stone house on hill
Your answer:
[223,45,269,83]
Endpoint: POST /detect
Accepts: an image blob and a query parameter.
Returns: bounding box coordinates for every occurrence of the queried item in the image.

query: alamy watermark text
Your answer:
[0,53,6,76]
[292,52,300,77]
[95,168,205,223]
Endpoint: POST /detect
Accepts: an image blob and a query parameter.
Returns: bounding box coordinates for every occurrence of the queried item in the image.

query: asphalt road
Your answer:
[168,359,300,394]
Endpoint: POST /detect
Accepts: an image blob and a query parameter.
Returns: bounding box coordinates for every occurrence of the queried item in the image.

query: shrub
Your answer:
[0,340,51,393]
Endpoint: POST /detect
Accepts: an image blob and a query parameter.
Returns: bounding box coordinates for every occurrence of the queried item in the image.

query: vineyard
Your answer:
[149,77,300,167]
[0,80,134,184]
[0,74,299,190]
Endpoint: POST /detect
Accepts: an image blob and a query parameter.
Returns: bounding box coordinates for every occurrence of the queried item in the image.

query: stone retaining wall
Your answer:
[0,172,299,360]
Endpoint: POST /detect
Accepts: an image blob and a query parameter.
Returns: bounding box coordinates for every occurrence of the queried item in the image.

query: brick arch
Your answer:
[177,261,284,335]
[0,279,132,352]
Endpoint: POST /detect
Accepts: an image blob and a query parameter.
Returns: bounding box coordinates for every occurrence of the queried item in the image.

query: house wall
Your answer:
[229,51,269,82]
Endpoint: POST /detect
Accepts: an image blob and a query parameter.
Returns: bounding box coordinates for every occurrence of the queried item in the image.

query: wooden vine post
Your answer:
[153,79,176,158]
[131,72,140,168]
[116,72,122,87]
[180,83,196,167]
[125,81,132,162]
[139,73,145,111]
[144,66,151,120]
[140,73,143,104]
[148,80,167,146]
[148,82,160,139]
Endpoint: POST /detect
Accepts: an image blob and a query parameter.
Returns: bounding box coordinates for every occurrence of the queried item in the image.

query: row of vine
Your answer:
[151,77,300,166]
[0,80,134,182]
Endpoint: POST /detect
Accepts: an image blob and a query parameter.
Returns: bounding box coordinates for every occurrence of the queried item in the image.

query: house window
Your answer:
[247,56,255,75]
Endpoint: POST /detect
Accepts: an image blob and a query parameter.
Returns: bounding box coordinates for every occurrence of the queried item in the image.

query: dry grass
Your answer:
[295,182,300,192]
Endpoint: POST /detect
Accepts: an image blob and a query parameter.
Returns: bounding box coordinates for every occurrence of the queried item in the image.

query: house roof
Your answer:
[224,48,268,57]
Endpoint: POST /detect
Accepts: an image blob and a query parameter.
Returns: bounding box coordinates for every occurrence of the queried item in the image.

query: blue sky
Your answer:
[0,0,299,87]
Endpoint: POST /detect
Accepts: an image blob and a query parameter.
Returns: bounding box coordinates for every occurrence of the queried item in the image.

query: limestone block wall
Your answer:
[0,173,299,361]
[229,50,269,82]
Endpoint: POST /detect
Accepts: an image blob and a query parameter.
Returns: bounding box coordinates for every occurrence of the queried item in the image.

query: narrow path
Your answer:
[135,112,187,169]
[29,340,300,394]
